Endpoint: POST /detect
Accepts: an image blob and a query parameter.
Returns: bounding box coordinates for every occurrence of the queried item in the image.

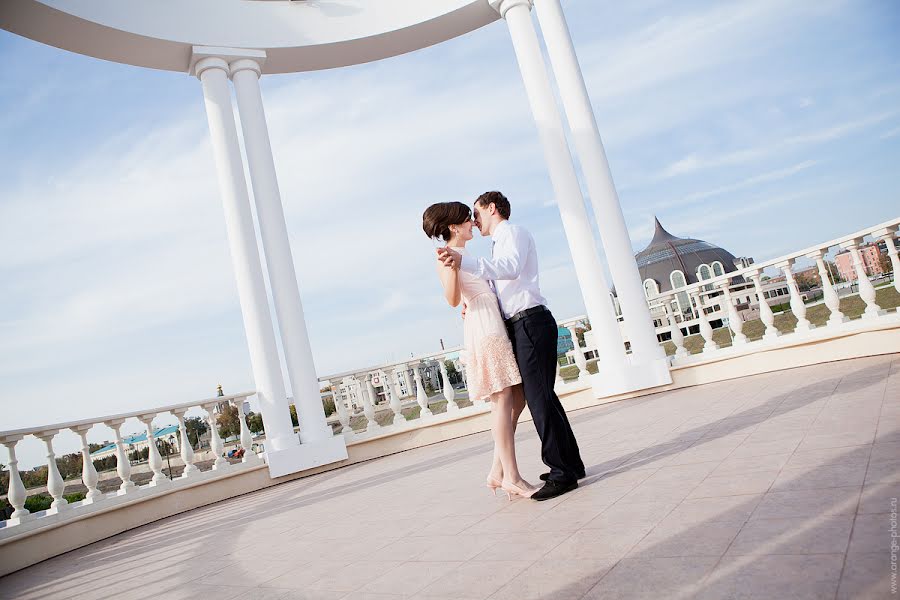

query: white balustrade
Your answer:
[233,397,261,465]
[202,402,228,470]
[778,260,814,334]
[663,300,688,358]
[137,413,170,486]
[841,239,884,319]
[331,380,353,434]
[362,373,383,432]
[103,419,136,495]
[34,430,69,512]
[70,424,102,501]
[171,409,199,478]
[438,359,459,411]
[413,363,433,417]
[691,291,719,353]
[719,282,747,346]
[875,228,900,295]
[1,436,31,524]
[566,325,591,382]
[385,370,407,426]
[809,250,848,327]
[749,271,781,342]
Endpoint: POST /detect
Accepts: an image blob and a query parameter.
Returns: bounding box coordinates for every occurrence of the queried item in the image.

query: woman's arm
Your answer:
[436,258,462,307]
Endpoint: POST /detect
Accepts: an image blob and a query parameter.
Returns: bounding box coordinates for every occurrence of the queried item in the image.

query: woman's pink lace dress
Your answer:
[455,247,522,401]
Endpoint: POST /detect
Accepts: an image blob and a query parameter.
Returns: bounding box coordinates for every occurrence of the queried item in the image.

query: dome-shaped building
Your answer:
[636,218,744,297]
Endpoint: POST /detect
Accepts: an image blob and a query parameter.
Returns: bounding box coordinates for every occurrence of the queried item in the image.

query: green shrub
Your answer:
[24,494,52,512]
[322,397,336,417]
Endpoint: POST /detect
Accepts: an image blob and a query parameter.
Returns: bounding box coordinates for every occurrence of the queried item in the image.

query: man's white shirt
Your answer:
[460,220,547,320]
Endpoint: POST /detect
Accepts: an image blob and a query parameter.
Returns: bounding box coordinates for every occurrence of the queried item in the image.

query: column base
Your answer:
[590,356,672,398]
[265,435,348,478]
[826,314,850,327]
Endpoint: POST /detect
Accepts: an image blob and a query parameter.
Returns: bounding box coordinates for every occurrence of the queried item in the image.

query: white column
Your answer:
[809,250,848,327]
[194,56,298,456]
[137,414,170,486]
[1,437,32,523]
[875,229,900,295]
[490,0,627,381]
[691,291,719,353]
[362,373,383,432]
[534,0,665,363]
[719,281,747,346]
[566,325,590,382]
[171,409,199,478]
[202,402,229,470]
[35,430,69,512]
[750,271,780,341]
[438,359,459,411]
[385,370,407,426]
[840,239,883,318]
[70,425,103,501]
[777,260,813,333]
[104,419,135,494]
[412,363,433,417]
[231,57,333,444]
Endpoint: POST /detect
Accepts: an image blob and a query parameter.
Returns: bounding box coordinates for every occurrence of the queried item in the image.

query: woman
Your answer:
[422,201,536,499]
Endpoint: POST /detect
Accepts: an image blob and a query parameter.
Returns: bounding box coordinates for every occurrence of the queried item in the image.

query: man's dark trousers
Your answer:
[507,308,585,483]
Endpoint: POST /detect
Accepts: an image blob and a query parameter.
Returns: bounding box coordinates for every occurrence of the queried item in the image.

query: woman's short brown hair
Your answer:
[422,201,472,242]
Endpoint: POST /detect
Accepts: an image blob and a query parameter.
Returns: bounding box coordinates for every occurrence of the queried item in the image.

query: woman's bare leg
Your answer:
[493,386,534,493]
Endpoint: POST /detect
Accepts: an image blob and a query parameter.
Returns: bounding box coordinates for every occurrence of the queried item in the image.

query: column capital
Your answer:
[230,58,265,79]
[190,46,266,78]
[805,249,827,261]
[839,237,864,251]
[489,0,532,18]
[774,258,796,270]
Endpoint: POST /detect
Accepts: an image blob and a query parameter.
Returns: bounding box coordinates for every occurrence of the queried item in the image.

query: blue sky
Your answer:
[1,0,899,468]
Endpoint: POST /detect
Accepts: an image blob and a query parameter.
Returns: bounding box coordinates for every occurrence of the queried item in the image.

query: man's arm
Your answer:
[460,226,528,281]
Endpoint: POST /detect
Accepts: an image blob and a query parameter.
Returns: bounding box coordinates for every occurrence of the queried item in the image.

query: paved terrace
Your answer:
[2,354,898,600]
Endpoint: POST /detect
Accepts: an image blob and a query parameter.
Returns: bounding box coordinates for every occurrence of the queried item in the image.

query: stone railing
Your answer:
[652,217,899,363]
[0,391,258,537]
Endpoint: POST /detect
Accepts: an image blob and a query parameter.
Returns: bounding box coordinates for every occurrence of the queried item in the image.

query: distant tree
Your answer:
[289,404,299,427]
[322,397,336,417]
[184,416,209,449]
[88,441,111,453]
[761,275,771,281]
[879,251,893,275]
[444,360,460,384]
[247,412,265,435]
[574,326,587,348]
[217,404,241,440]
[55,452,83,480]
[795,271,819,292]
[824,260,844,283]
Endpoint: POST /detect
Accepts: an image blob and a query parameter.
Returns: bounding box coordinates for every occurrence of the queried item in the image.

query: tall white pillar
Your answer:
[231,56,335,446]
[194,55,298,465]
[490,0,628,394]
[534,0,667,367]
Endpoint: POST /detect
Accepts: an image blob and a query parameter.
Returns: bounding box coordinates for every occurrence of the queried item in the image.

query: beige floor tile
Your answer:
[307,561,404,593]
[726,515,853,555]
[858,482,900,514]
[470,531,572,561]
[848,513,895,554]
[784,444,872,469]
[489,558,615,600]
[544,526,652,560]
[695,554,844,600]
[836,552,896,599]
[688,470,779,499]
[583,500,679,530]
[416,560,531,599]
[582,556,719,600]
[750,487,861,520]
[710,453,791,476]
[628,518,743,557]
[771,463,867,491]
[728,437,802,459]
[665,494,763,524]
[359,561,461,596]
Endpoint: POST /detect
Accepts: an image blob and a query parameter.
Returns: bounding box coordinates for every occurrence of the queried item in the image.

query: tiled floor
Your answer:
[2,354,898,600]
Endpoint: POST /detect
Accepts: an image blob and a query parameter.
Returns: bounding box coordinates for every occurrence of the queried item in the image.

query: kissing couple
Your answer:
[423,191,585,501]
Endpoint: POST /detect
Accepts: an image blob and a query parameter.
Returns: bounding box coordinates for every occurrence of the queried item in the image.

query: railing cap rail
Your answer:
[0,391,256,439]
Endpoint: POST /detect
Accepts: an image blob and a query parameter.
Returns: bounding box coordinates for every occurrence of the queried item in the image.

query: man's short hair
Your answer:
[475,191,511,220]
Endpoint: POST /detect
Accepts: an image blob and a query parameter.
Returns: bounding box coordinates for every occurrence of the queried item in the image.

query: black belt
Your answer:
[505,305,548,325]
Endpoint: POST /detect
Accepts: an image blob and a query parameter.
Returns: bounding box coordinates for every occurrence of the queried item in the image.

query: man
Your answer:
[438,191,585,500]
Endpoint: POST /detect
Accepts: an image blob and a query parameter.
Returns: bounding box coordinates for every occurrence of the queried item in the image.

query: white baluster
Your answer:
[35,430,69,512]
[233,397,262,465]
[809,250,848,327]
[875,229,900,295]
[202,402,229,470]
[719,281,747,345]
[1,436,32,524]
[413,363,433,418]
[664,299,688,358]
[691,291,719,353]
[438,359,459,411]
[136,413,170,486]
[331,381,353,435]
[401,369,414,399]
[566,325,591,381]
[70,425,103,501]
[778,260,814,334]
[385,370,407,426]
[103,419,135,494]
[171,409,200,478]
[363,373,383,432]
[841,238,884,319]
[749,271,781,341]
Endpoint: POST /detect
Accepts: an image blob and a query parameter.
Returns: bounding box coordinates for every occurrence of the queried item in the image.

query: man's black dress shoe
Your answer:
[540,471,585,481]
[531,479,578,501]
